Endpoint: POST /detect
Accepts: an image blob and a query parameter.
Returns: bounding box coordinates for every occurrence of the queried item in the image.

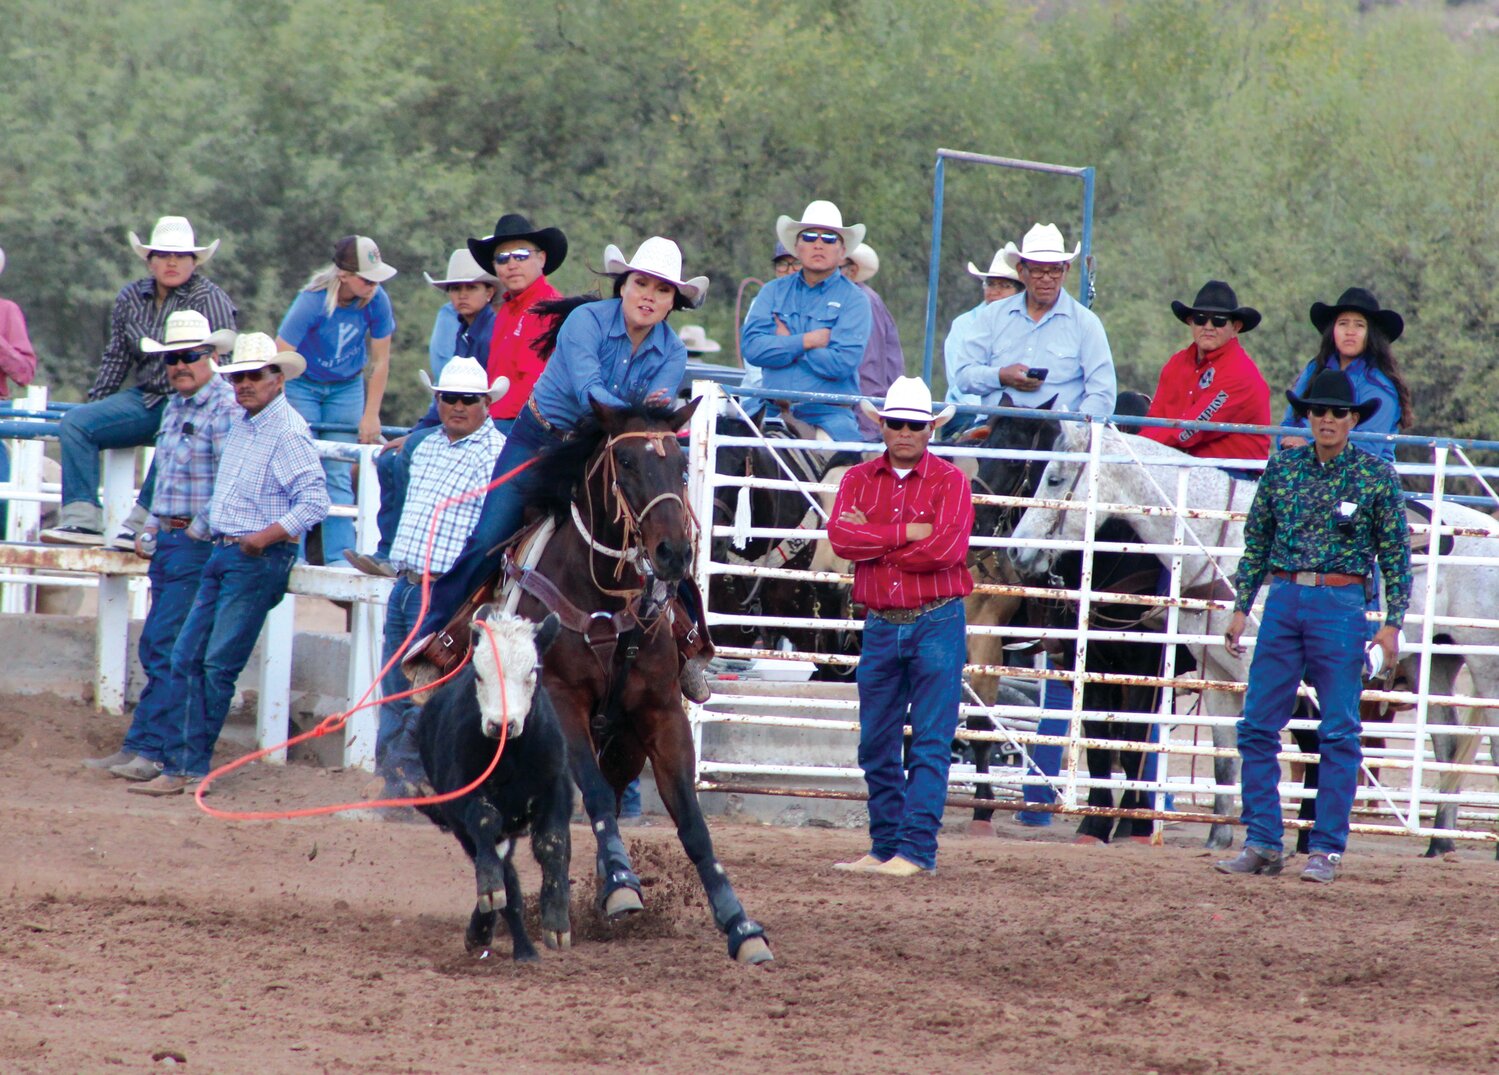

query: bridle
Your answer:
[574,429,696,596]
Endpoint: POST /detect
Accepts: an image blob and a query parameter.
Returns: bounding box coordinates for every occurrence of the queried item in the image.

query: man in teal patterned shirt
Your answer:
[1218,368,1410,884]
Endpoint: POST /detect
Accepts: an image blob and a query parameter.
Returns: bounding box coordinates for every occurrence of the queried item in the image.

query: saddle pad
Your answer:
[500,516,556,616]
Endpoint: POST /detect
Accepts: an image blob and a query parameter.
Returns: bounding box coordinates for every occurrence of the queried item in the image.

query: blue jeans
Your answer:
[1238,577,1366,855]
[373,426,440,560]
[123,530,213,763]
[162,541,296,778]
[418,406,560,638]
[56,388,163,529]
[378,575,427,785]
[790,402,865,444]
[855,600,967,869]
[284,375,363,565]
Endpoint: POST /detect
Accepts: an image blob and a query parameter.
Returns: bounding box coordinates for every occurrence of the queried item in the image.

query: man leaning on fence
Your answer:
[81,313,238,782]
[129,334,329,796]
[827,377,973,877]
[373,358,508,801]
[42,217,237,548]
[1218,368,1411,883]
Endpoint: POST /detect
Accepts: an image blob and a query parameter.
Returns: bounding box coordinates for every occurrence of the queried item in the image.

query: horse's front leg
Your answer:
[556,691,645,919]
[643,698,772,965]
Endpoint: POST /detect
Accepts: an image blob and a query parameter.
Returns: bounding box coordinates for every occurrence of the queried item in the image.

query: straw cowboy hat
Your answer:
[858,376,957,428]
[468,213,568,276]
[967,242,1022,282]
[1003,223,1080,268]
[140,310,237,354]
[775,200,866,252]
[1171,280,1262,333]
[847,243,880,284]
[333,235,398,283]
[417,356,509,402]
[1309,286,1405,343]
[211,332,307,380]
[423,248,500,292]
[603,236,709,308]
[677,325,721,354]
[129,216,220,266]
[1285,367,1381,422]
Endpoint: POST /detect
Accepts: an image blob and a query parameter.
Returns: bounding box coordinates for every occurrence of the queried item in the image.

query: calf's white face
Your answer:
[469,611,561,740]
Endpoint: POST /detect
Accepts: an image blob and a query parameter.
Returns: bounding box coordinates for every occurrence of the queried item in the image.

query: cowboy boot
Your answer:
[673,579,714,704]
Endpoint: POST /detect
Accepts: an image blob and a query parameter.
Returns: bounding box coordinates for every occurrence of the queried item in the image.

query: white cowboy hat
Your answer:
[775,200,866,253]
[140,310,237,354]
[210,331,307,381]
[847,243,879,284]
[0,246,6,277]
[333,234,398,283]
[603,236,709,308]
[423,248,500,292]
[417,356,510,402]
[1003,223,1080,268]
[967,242,1022,282]
[129,216,220,266]
[676,325,721,354]
[857,376,956,429]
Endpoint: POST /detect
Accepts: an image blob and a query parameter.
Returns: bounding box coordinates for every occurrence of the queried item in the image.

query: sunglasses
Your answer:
[1020,262,1067,278]
[798,230,841,245]
[1307,405,1352,419]
[493,250,535,265]
[163,346,214,366]
[438,392,484,406]
[227,366,280,384]
[883,419,930,432]
[1190,313,1232,328]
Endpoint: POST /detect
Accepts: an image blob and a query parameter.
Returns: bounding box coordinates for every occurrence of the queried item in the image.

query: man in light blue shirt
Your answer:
[741,200,871,442]
[950,223,1116,419]
[943,243,1023,409]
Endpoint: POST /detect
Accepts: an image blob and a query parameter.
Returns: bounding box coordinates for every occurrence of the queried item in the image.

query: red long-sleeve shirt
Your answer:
[487,275,561,419]
[0,297,38,400]
[1141,337,1270,460]
[827,449,974,611]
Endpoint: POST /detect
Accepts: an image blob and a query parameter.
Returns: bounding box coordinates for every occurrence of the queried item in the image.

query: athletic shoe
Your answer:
[39,526,104,546]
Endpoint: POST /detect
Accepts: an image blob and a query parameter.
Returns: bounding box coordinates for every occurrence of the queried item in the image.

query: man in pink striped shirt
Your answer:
[827,377,974,876]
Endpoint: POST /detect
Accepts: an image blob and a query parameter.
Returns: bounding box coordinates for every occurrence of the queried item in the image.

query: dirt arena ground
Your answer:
[1,693,1496,1075]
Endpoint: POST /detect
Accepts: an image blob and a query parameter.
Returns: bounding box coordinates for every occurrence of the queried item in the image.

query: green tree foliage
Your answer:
[2,0,1498,436]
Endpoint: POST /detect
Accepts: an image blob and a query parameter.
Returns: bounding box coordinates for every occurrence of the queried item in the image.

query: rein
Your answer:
[577,428,694,596]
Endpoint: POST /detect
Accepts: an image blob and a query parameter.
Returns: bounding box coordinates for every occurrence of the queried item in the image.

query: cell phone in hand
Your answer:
[1026,367,1049,381]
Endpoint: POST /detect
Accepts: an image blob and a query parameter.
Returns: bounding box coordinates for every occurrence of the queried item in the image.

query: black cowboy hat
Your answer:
[1309,286,1404,343]
[468,213,568,277]
[1285,368,1381,422]
[1170,280,1261,333]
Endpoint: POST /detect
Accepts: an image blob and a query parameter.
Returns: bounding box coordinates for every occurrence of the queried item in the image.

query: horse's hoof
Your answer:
[475,891,505,913]
[967,819,995,837]
[734,936,774,966]
[1072,834,1105,846]
[604,887,644,919]
[543,929,572,951]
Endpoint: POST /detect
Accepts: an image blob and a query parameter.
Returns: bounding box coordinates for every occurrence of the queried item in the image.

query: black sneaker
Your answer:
[40,525,104,546]
[107,530,138,552]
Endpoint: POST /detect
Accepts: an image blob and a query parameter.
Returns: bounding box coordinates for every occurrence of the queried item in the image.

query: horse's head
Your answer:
[468,607,561,740]
[592,397,700,582]
[1008,421,1092,580]
[967,393,1061,538]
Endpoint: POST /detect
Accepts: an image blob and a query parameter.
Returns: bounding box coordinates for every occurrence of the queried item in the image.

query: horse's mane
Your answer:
[525,403,681,520]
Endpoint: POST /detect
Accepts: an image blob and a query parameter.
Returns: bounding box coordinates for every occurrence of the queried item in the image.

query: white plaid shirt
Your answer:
[208,393,330,539]
[389,421,507,575]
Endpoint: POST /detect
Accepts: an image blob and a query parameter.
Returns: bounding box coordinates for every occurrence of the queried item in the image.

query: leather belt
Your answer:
[214,535,296,550]
[1272,570,1365,588]
[527,398,576,440]
[402,569,441,586]
[160,516,193,530]
[867,594,961,625]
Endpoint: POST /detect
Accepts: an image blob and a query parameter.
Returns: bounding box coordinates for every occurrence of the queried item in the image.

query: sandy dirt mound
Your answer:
[0,693,1495,1074]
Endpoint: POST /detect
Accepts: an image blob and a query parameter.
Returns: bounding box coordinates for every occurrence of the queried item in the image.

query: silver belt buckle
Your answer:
[1294,571,1317,586]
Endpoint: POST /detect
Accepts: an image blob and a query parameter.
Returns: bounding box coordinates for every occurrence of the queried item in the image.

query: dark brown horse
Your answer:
[432,399,772,964]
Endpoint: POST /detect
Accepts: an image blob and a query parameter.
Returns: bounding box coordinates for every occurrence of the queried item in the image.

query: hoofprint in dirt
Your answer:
[1,694,1496,1075]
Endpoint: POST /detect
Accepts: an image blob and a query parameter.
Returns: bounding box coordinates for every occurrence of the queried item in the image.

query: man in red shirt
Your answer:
[1141,280,1270,467]
[468,213,567,433]
[827,377,974,877]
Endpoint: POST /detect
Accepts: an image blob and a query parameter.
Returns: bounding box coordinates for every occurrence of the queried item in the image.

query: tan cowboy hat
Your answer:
[967,242,1022,282]
[676,325,721,354]
[423,248,500,292]
[417,356,510,402]
[140,310,237,354]
[775,200,865,252]
[129,216,220,266]
[603,236,709,308]
[857,376,956,428]
[847,243,879,284]
[210,332,307,380]
[1003,223,1080,268]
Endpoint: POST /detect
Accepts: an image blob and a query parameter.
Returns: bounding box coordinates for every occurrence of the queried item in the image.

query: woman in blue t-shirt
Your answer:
[275,235,398,564]
[1279,287,1412,463]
